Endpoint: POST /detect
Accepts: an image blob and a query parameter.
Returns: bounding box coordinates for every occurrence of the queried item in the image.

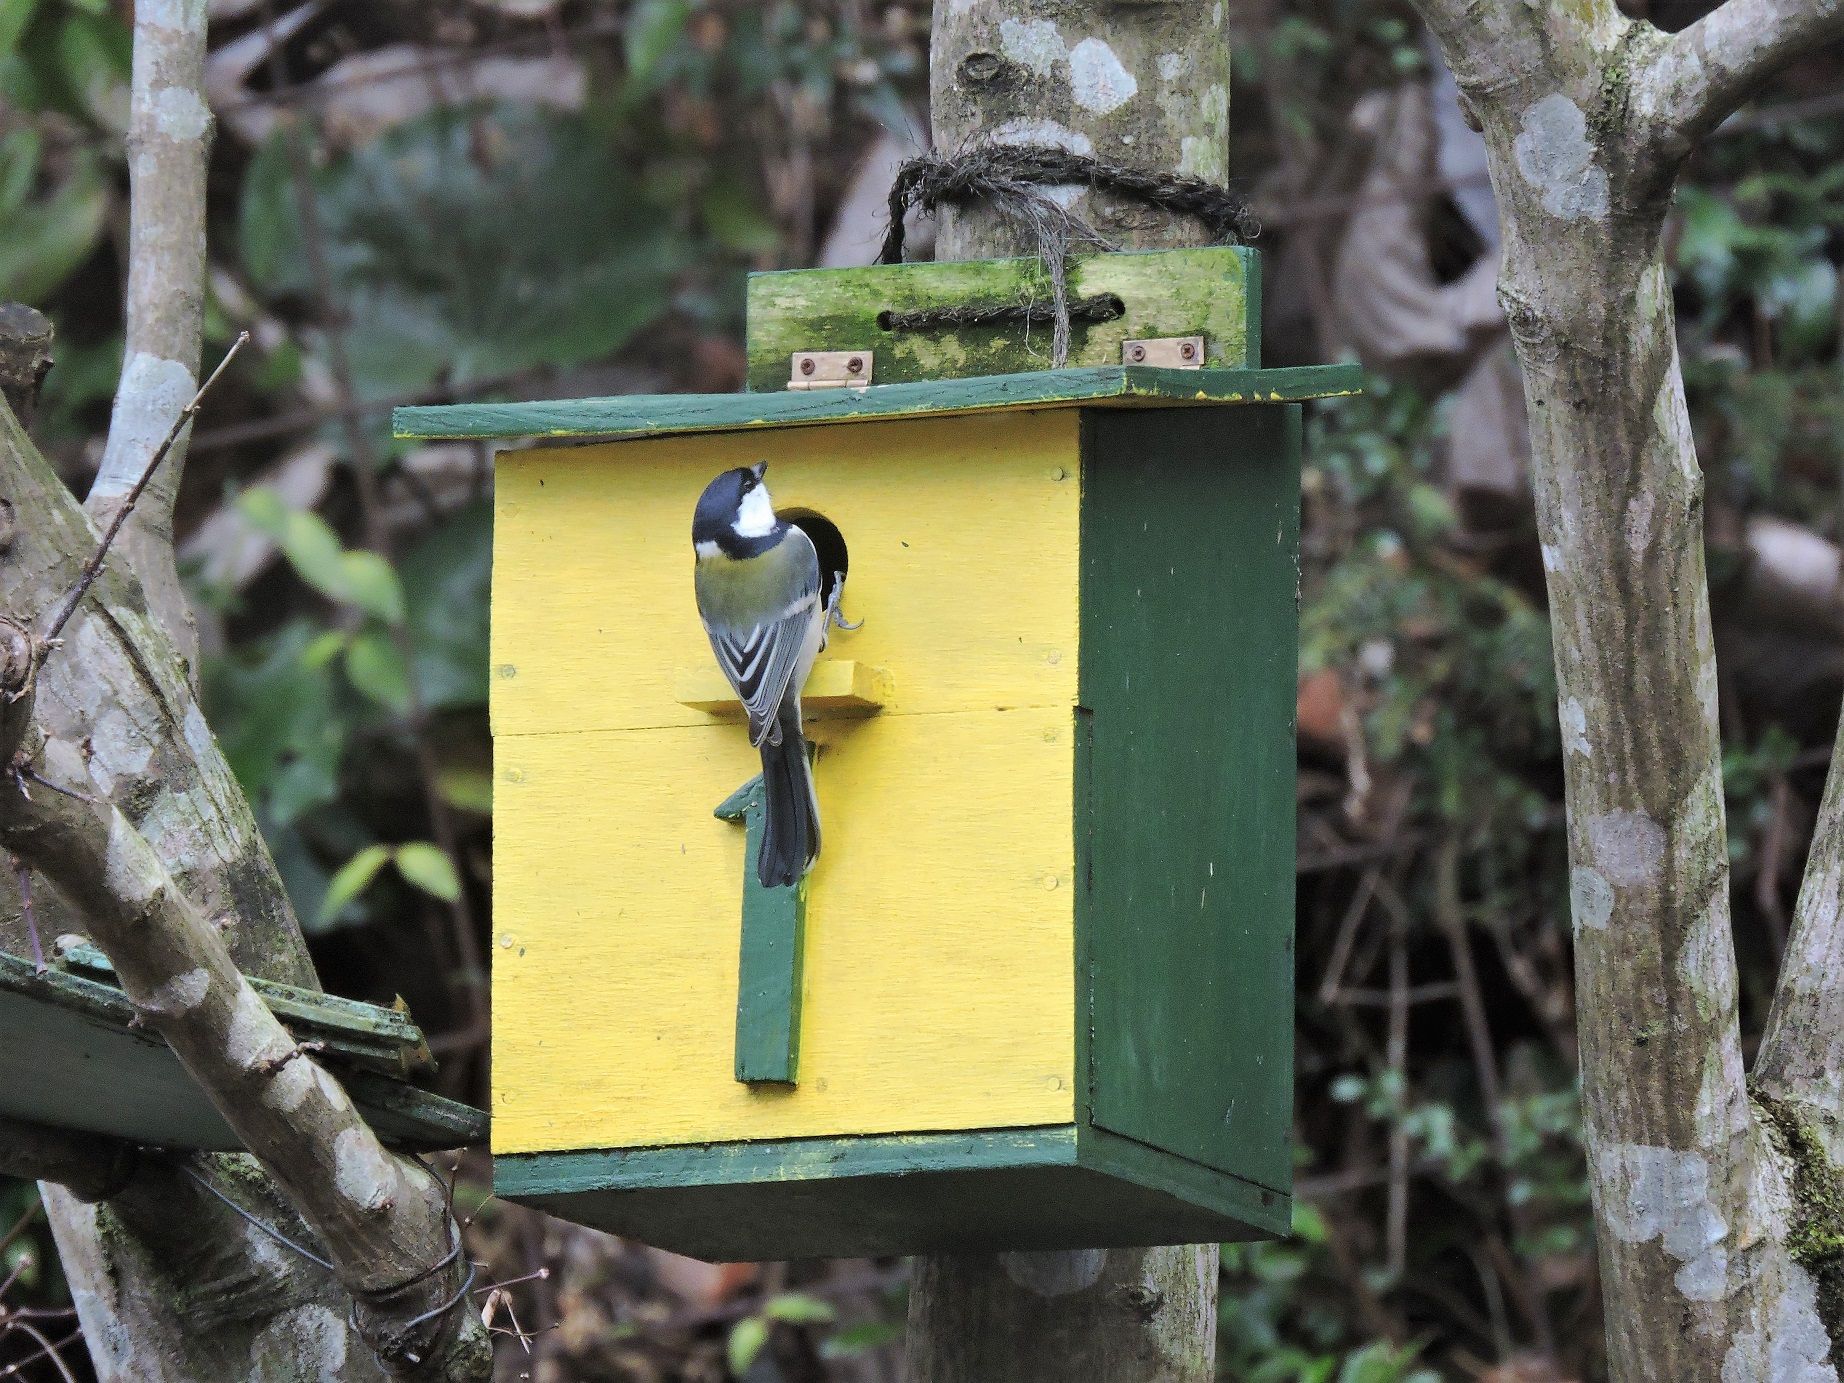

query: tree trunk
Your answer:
[930,0,1231,258]
[907,4,1231,1378]
[1404,0,1844,1374]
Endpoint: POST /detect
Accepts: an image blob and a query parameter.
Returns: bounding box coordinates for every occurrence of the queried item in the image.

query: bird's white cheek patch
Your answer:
[734,486,776,538]
[695,540,722,559]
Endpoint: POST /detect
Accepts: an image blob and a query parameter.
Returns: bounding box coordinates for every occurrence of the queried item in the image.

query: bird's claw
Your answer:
[826,572,863,632]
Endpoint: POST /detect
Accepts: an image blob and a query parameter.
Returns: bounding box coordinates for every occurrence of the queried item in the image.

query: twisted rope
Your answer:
[878,143,1256,365]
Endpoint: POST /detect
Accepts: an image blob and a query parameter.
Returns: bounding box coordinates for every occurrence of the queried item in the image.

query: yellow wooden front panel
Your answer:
[490,412,1081,1154]
[490,412,1081,735]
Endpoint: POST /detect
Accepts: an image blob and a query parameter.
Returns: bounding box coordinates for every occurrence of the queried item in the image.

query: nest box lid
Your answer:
[391,363,1362,447]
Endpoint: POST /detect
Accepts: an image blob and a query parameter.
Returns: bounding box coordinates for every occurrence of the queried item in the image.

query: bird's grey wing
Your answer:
[702,533,822,745]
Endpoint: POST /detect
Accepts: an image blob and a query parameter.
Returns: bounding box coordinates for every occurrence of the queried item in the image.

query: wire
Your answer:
[174,1159,337,1271]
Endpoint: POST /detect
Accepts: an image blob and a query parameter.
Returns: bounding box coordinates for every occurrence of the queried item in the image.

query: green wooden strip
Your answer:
[494,1125,1281,1260]
[714,776,807,1085]
[54,940,432,1075]
[744,247,1259,390]
[343,1070,489,1149]
[497,1126,1081,1196]
[1076,1125,1291,1240]
[0,951,486,1152]
[1077,405,1299,1195]
[392,363,1363,442]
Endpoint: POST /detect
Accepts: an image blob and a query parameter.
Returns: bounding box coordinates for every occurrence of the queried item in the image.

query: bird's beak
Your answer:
[751,461,768,482]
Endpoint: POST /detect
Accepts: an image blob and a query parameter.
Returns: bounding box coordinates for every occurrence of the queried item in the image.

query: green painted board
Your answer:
[494,1124,1288,1262]
[714,776,808,1085]
[744,247,1261,392]
[1077,405,1298,1194]
[392,363,1362,443]
[57,940,431,1076]
[0,949,486,1151]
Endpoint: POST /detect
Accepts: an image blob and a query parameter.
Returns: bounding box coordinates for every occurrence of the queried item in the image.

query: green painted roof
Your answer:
[0,947,486,1152]
[392,363,1362,443]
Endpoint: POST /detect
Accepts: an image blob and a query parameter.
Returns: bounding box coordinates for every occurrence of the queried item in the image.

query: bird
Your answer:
[692,461,825,889]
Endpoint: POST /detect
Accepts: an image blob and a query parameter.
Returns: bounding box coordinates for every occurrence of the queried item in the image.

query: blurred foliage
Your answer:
[239,105,689,398]
[0,0,1839,1379]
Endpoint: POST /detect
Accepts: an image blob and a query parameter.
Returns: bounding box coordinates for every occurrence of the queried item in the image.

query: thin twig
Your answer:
[0,1320,81,1383]
[39,333,249,655]
[1384,891,1410,1280]
[9,854,41,975]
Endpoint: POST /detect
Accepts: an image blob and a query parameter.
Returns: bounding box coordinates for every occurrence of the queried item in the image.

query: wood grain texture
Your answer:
[1078,405,1299,1196]
[490,411,1081,739]
[393,363,1363,441]
[714,776,808,1084]
[744,248,1259,391]
[490,707,1077,1155]
[494,1126,1280,1260]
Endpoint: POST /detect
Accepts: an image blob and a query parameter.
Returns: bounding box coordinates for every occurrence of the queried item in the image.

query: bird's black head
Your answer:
[692,461,774,551]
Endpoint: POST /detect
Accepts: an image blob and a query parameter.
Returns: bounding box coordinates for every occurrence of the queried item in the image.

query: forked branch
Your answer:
[1641,0,1844,161]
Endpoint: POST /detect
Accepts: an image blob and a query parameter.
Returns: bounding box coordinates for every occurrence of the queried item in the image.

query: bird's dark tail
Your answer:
[758,712,819,889]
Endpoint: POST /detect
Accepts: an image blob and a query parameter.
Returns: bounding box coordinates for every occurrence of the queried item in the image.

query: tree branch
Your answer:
[84,0,214,677]
[0,1117,136,1202]
[0,729,490,1379]
[1754,708,1844,1149]
[41,334,246,654]
[1640,0,1844,162]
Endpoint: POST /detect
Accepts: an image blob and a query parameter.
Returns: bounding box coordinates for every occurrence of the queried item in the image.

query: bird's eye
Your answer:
[741,476,755,493]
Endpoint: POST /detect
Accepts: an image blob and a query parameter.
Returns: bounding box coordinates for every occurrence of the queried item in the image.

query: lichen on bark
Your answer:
[1754,1091,1844,1348]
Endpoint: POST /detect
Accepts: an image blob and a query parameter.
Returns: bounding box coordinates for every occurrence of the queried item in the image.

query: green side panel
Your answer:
[392,363,1362,442]
[1077,405,1299,1196]
[494,1126,1280,1261]
[714,776,808,1084]
[744,247,1260,391]
[0,950,486,1151]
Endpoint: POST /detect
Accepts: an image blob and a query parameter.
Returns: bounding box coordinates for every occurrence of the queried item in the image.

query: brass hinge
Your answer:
[1122,336,1205,368]
[788,350,873,390]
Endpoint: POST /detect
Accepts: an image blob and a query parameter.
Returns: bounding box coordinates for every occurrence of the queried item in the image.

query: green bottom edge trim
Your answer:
[494,1122,1292,1235]
[1079,1124,1291,1239]
[495,1125,1081,1196]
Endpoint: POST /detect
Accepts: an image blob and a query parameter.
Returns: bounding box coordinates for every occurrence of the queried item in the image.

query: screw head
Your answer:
[1180,341,1197,360]
[846,356,863,374]
[799,356,816,375]
[1128,343,1146,363]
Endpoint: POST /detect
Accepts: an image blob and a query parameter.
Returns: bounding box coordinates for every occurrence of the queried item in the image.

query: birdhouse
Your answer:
[395,246,1358,1261]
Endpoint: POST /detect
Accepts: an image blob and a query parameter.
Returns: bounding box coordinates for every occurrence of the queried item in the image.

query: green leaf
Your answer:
[763,1292,835,1325]
[818,1319,902,1359]
[344,632,412,714]
[0,147,108,302]
[302,630,349,669]
[203,619,346,827]
[339,551,407,625]
[395,842,461,903]
[318,844,391,925]
[238,491,406,623]
[238,132,302,291]
[702,177,780,256]
[435,765,494,815]
[726,1316,769,1376]
[236,106,682,398]
[0,0,43,60]
[399,500,490,709]
[626,0,692,90]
